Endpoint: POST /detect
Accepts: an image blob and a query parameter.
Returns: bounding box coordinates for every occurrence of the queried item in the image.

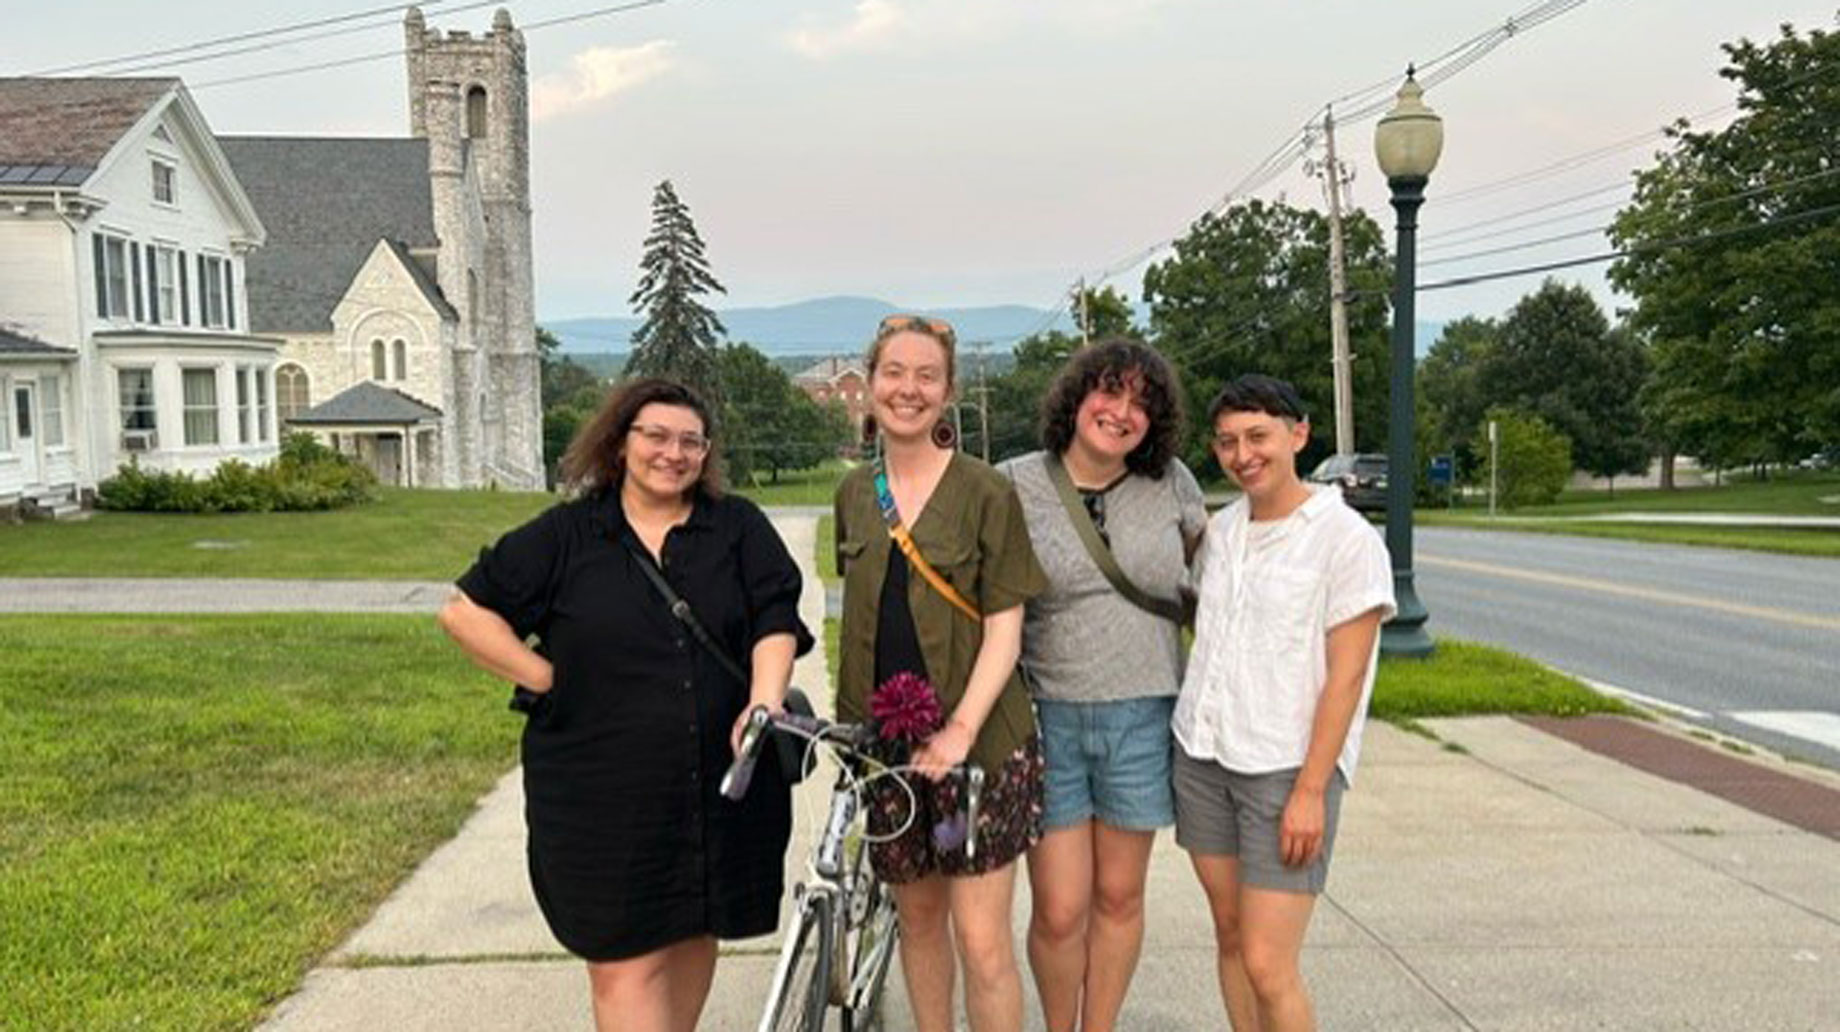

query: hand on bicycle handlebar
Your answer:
[910,719,973,782]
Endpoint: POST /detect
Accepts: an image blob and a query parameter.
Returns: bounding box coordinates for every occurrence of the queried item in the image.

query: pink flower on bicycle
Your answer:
[870,672,942,744]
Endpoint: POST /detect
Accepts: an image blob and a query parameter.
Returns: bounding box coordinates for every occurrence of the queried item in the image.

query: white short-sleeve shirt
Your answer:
[1172,484,1397,784]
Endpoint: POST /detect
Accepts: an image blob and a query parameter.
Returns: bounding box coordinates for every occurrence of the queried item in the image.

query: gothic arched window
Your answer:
[466,86,488,139]
[276,363,310,422]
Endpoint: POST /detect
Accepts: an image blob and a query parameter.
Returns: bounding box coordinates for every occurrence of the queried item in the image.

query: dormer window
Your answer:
[152,160,176,205]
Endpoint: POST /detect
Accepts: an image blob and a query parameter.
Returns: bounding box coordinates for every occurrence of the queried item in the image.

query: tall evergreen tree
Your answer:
[626,180,727,401]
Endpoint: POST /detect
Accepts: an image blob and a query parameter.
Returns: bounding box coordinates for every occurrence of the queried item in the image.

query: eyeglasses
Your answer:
[876,314,956,347]
[629,423,711,456]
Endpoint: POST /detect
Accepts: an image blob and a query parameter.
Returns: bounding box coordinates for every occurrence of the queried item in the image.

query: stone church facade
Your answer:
[220,7,542,489]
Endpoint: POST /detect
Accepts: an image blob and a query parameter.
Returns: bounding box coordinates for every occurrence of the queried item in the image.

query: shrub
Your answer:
[97,438,378,513]
[1479,406,1573,509]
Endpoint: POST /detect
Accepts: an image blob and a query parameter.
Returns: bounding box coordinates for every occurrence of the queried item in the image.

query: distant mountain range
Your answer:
[546,296,1077,357]
[544,295,1447,358]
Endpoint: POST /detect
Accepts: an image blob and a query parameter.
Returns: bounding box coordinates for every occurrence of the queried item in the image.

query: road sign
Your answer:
[1429,455,1454,486]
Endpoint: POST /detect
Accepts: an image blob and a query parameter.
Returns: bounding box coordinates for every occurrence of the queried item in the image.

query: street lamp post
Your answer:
[1373,68,1442,659]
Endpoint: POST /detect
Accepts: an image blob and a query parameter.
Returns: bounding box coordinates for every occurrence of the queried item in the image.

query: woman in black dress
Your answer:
[438,378,812,1032]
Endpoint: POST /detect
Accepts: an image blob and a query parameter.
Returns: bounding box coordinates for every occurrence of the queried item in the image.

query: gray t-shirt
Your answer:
[998,451,1208,703]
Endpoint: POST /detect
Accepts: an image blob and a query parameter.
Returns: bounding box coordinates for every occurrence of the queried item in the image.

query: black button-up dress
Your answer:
[458,490,814,961]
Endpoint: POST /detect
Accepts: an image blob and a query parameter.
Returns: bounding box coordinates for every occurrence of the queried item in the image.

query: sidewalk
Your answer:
[249,513,1840,1030]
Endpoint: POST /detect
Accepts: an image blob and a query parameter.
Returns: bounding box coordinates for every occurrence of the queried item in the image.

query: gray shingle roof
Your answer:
[217,136,440,334]
[0,324,76,357]
[288,381,442,425]
[385,238,458,321]
[0,78,178,176]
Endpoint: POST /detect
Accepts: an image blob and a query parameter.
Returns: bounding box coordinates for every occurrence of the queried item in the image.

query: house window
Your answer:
[371,339,387,380]
[392,339,408,381]
[118,368,156,431]
[152,160,176,205]
[276,363,309,422]
[152,245,179,324]
[40,375,64,447]
[199,255,229,328]
[0,376,9,451]
[182,368,219,446]
[256,368,271,442]
[95,233,131,319]
[237,367,253,443]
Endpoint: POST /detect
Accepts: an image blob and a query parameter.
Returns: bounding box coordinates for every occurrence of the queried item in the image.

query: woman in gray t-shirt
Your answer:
[997,338,1206,1032]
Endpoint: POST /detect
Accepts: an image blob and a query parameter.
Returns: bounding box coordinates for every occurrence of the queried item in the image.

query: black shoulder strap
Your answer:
[623,539,749,684]
[1042,452,1189,626]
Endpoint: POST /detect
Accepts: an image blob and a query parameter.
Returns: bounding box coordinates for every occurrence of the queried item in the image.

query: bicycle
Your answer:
[721,696,984,1032]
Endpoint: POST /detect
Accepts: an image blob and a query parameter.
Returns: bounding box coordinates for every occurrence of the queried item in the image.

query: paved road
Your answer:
[1416,527,1840,769]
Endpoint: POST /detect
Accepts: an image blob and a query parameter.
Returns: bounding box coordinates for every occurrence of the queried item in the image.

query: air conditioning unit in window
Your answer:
[121,429,158,452]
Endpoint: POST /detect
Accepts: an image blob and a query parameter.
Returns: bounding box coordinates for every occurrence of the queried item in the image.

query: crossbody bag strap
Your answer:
[1042,452,1189,626]
[873,465,983,625]
[622,539,749,684]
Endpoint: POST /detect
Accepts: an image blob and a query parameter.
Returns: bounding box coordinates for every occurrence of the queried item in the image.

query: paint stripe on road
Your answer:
[1570,675,1709,720]
[1418,554,1840,633]
[1725,711,1840,755]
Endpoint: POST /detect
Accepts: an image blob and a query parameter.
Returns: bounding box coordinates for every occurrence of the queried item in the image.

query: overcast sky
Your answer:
[9,1,1837,326]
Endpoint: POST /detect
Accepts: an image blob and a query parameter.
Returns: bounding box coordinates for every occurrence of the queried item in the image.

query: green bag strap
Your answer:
[1042,452,1190,627]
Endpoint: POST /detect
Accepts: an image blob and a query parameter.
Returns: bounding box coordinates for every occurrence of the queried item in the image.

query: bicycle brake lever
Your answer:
[719,706,772,800]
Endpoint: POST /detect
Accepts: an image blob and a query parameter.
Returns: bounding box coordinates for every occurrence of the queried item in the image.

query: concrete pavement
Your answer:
[246,513,1840,1031]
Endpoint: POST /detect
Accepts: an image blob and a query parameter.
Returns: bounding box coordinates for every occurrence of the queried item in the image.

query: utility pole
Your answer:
[1076,278,1091,347]
[1308,107,1357,457]
[974,339,991,462]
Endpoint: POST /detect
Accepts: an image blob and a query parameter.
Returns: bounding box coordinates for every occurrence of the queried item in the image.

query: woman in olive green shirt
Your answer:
[833,314,1046,1032]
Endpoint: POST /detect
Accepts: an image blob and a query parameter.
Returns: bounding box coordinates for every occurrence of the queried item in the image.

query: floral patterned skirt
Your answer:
[866,735,1044,883]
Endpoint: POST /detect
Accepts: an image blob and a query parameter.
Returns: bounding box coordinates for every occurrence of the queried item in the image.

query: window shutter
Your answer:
[226,262,237,330]
[197,254,207,324]
[130,242,144,322]
[93,235,107,318]
[179,251,190,325]
[146,247,160,325]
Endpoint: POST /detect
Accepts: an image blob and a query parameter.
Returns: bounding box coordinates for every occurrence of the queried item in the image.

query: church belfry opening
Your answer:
[466,86,487,139]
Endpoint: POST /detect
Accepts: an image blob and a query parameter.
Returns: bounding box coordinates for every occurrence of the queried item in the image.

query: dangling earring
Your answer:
[930,419,958,450]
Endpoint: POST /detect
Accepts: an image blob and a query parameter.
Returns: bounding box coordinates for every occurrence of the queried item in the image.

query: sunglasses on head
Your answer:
[876,313,956,346]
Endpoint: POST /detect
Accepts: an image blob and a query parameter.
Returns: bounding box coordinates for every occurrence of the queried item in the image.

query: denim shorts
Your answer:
[1036,695,1177,832]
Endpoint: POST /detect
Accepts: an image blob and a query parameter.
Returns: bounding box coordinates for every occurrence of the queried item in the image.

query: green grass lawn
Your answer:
[0,614,517,1032]
[1484,469,1840,517]
[0,488,555,580]
[1372,639,1631,722]
[729,460,849,508]
[0,468,848,581]
[1417,513,1840,559]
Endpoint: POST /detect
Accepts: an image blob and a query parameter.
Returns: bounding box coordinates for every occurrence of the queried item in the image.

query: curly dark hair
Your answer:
[558,377,725,499]
[1039,337,1185,478]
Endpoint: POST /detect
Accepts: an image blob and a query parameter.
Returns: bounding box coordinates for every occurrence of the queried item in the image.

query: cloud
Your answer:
[531,41,677,122]
[785,0,908,59]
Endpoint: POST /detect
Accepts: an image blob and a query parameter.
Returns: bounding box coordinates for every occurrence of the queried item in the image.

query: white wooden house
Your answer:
[0,77,275,518]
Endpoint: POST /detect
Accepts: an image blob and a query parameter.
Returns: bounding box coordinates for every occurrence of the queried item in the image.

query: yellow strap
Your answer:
[889,524,982,624]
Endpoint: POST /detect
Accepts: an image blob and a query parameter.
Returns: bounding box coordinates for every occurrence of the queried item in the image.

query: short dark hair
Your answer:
[1040,337,1185,478]
[1205,374,1309,428]
[558,377,724,498]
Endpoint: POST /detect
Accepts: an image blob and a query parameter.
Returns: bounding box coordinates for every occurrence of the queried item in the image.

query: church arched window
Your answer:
[276,363,310,422]
[466,86,488,139]
[393,339,408,381]
[372,339,387,380]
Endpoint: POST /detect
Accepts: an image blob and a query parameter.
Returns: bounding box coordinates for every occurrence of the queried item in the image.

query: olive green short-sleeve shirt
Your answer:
[833,452,1048,773]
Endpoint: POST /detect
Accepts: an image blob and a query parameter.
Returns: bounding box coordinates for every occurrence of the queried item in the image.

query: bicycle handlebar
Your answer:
[720,704,985,858]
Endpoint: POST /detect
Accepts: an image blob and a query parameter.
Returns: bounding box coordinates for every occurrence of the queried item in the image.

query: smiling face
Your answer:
[621,402,709,504]
[1070,369,1151,469]
[1211,408,1310,504]
[869,330,953,445]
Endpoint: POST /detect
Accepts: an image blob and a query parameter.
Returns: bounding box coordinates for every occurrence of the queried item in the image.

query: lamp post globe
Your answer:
[1373,69,1441,658]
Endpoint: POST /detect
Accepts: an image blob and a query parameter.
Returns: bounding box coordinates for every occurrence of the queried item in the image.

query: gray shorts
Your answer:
[1173,747,1347,895]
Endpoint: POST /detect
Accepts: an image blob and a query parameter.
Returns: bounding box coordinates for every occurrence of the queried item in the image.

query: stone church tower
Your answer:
[403,7,542,489]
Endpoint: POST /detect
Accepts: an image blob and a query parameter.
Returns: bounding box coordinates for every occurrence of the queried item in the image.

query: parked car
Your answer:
[1796,448,1838,471]
[1308,453,1388,513]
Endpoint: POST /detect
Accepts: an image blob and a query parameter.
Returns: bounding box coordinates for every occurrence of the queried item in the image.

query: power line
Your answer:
[29,1,467,76]
[190,0,675,91]
[1422,164,1840,267]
